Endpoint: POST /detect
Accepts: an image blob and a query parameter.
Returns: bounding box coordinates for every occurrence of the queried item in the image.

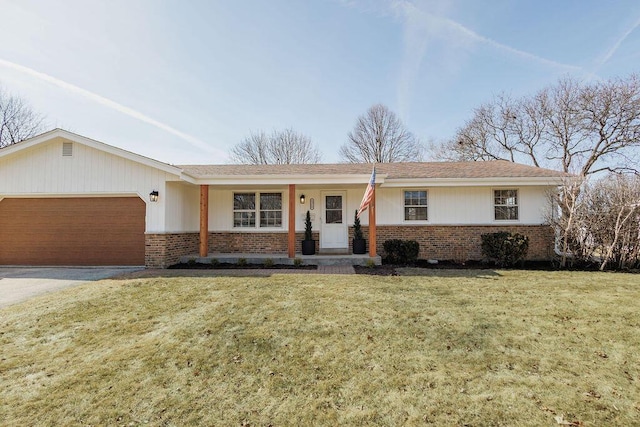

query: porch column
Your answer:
[369,183,377,257]
[199,185,209,257]
[288,184,296,258]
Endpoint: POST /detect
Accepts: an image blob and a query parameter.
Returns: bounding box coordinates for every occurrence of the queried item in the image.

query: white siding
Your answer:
[296,188,321,231]
[190,184,552,232]
[207,187,293,232]
[209,187,231,230]
[0,138,170,232]
[165,182,200,232]
[293,187,365,231]
[374,185,551,225]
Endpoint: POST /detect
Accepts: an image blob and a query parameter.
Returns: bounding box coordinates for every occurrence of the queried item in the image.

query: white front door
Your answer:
[320,191,348,249]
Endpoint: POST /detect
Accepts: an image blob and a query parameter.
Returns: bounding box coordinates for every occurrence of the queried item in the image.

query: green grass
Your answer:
[1,270,639,426]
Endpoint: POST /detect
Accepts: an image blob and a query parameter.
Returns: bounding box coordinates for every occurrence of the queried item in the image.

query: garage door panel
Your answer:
[0,197,145,266]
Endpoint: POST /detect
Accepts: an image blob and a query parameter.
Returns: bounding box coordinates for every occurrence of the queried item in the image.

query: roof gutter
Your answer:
[382,176,566,187]
[185,173,388,186]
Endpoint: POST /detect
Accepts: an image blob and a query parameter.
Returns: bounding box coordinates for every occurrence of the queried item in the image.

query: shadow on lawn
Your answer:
[354,265,502,278]
[110,268,317,280]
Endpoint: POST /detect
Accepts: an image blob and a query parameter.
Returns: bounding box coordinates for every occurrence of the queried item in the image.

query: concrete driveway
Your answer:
[0,267,143,308]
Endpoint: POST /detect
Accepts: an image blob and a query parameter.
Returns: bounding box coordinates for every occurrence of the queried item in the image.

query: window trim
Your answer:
[492,188,520,222]
[259,192,283,228]
[233,192,257,228]
[232,191,284,230]
[402,189,429,223]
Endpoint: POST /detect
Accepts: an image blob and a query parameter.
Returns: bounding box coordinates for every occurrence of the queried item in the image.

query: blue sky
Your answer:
[1,0,639,164]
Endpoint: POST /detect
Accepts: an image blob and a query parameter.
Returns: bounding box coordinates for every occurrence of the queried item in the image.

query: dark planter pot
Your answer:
[302,239,316,255]
[353,238,367,254]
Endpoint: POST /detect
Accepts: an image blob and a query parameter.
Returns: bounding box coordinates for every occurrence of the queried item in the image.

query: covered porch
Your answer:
[193,172,381,263]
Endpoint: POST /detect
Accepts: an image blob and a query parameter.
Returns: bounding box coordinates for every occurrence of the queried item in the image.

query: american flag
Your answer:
[357,166,376,219]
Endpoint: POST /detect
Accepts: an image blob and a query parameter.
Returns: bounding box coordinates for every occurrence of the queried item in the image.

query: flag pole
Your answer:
[369,174,376,257]
[356,164,377,257]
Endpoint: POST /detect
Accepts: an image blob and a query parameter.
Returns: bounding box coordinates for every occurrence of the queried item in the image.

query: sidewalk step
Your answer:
[316,265,355,275]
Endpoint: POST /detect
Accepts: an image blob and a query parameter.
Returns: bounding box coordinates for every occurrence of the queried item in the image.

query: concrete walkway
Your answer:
[0,265,356,308]
[316,265,356,274]
[0,267,143,308]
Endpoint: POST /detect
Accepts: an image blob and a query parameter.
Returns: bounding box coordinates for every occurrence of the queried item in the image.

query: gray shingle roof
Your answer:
[178,160,567,179]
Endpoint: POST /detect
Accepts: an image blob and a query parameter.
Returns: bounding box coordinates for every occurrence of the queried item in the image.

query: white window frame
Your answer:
[493,188,519,221]
[403,189,429,222]
[259,192,283,228]
[232,191,284,230]
[233,192,256,228]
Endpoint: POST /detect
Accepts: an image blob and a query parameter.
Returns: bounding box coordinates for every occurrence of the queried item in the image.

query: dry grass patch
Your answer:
[1,270,639,425]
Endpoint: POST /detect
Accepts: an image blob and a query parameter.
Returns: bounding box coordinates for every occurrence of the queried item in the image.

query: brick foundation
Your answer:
[370,225,553,261]
[145,233,199,268]
[208,231,320,255]
[145,231,321,267]
[145,225,553,267]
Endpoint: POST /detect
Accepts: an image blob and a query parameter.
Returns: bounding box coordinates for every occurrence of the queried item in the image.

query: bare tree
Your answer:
[547,174,640,270]
[583,175,640,270]
[229,128,322,164]
[442,74,640,269]
[0,85,45,148]
[546,176,586,268]
[340,104,424,163]
[436,74,640,176]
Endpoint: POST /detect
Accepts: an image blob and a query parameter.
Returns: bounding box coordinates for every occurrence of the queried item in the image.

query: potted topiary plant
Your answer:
[301,210,316,255]
[352,210,366,254]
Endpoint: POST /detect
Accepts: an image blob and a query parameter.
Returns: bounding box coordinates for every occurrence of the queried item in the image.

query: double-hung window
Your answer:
[259,193,282,227]
[494,189,519,220]
[404,190,428,221]
[233,193,256,227]
[233,192,282,228]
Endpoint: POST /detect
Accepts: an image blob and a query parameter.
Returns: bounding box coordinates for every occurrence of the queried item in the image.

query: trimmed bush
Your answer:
[481,232,529,267]
[383,239,420,264]
[304,211,313,241]
[353,210,364,240]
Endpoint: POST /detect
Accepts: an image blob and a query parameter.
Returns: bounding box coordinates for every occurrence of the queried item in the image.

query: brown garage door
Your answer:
[0,197,145,266]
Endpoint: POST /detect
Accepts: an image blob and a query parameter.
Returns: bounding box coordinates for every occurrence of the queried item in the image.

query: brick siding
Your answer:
[208,231,320,254]
[145,225,553,267]
[145,231,321,267]
[370,225,553,261]
[145,233,199,268]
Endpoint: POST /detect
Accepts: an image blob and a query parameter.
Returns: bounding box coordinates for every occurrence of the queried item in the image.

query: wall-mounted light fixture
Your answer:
[149,190,159,202]
[299,194,306,204]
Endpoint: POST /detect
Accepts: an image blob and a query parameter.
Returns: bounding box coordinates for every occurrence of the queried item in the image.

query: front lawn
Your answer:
[1,270,639,425]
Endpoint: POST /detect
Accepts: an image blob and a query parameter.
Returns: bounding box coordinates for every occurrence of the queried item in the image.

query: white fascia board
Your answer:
[189,174,387,186]
[381,177,564,187]
[0,129,184,177]
[0,129,60,157]
[175,173,196,184]
[0,191,144,198]
[61,131,184,176]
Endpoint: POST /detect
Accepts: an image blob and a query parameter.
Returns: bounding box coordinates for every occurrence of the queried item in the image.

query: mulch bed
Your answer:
[170,260,637,274]
[168,262,316,270]
[354,260,557,275]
